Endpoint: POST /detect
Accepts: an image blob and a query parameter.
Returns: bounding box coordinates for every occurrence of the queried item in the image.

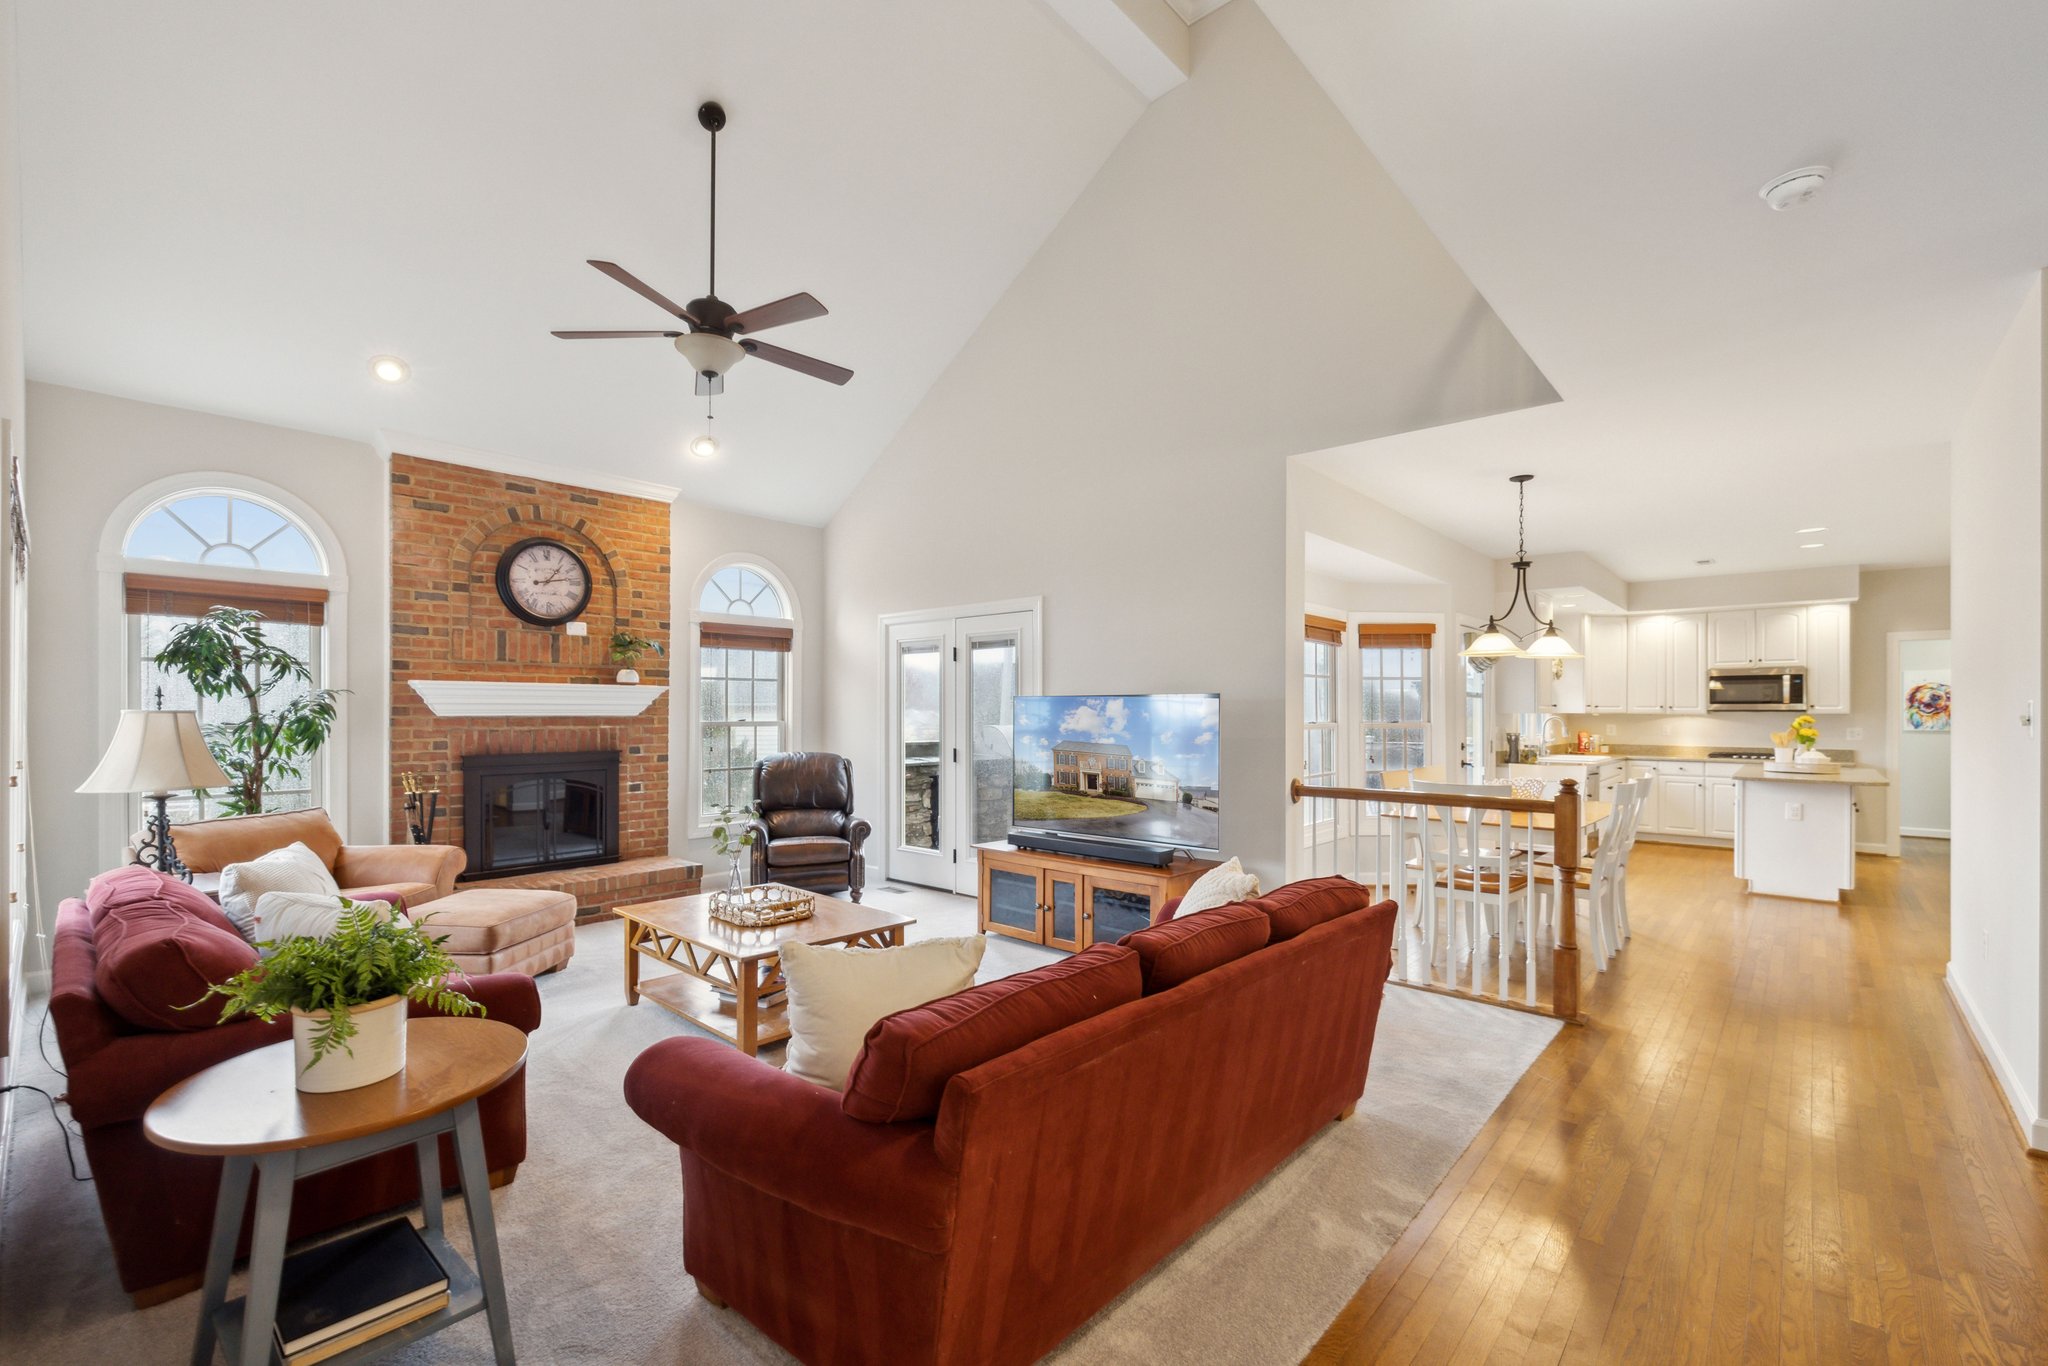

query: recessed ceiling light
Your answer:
[1760,165,1830,211]
[369,355,410,384]
[1796,525,1828,534]
[1800,542,1825,550]
[688,432,721,460]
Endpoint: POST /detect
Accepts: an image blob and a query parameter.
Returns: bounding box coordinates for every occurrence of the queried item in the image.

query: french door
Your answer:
[884,605,1039,895]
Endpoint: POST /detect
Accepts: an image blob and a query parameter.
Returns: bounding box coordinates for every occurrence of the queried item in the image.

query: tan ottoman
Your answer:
[415,887,577,977]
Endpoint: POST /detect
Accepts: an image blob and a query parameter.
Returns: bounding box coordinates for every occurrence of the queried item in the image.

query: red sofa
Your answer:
[48,891,540,1305]
[626,879,1397,1366]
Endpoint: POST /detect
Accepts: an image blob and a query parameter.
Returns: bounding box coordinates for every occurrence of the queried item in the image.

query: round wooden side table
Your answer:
[145,1016,529,1366]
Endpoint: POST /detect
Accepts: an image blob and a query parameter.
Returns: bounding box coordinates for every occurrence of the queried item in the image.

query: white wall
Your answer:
[668,498,826,871]
[822,0,1553,889]
[25,382,392,915]
[1947,272,2046,1151]
[0,0,32,1166]
[1897,636,1951,837]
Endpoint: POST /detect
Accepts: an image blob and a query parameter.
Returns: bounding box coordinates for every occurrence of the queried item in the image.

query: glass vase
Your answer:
[728,847,747,893]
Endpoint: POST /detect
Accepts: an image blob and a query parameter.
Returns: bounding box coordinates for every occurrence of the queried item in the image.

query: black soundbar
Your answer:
[1007,830,1180,868]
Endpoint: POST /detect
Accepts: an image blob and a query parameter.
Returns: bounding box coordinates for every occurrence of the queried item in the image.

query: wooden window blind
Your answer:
[122,572,328,626]
[1356,622,1435,650]
[699,621,793,653]
[1304,613,1345,645]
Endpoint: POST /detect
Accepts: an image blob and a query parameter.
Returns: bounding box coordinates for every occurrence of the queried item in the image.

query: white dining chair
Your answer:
[1413,783,1533,995]
[1535,778,1641,966]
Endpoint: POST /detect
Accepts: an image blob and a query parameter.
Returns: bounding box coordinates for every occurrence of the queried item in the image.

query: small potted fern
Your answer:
[200,902,483,1092]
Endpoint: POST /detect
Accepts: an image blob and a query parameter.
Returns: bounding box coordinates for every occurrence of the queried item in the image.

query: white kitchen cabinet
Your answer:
[1659,776,1705,835]
[1804,603,1851,713]
[1757,608,1806,665]
[1708,608,1807,667]
[1625,614,1705,713]
[1583,616,1629,712]
[1706,611,1756,668]
[1707,776,1738,838]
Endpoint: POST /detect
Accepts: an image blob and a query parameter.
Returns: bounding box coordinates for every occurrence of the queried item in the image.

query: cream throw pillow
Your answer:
[1172,856,1261,918]
[779,936,987,1090]
[217,841,340,942]
[249,892,401,957]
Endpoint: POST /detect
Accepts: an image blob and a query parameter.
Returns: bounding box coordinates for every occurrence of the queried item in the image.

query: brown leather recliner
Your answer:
[746,752,870,901]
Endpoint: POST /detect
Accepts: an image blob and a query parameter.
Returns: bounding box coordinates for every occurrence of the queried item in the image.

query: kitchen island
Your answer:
[1730,764,1889,903]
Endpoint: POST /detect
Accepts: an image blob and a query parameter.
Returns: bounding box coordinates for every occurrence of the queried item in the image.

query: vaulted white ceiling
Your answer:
[16,1,1142,523]
[1267,0,2047,579]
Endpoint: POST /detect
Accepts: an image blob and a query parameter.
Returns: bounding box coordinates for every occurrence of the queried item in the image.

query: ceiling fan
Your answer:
[552,101,852,398]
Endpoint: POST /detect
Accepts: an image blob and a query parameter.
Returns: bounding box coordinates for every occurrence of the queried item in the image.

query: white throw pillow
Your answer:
[217,841,340,942]
[1172,856,1261,918]
[779,936,987,1090]
[249,892,401,956]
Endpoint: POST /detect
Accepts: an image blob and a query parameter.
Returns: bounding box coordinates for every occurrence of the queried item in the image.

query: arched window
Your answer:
[120,487,336,822]
[698,564,785,617]
[126,491,325,573]
[692,560,799,826]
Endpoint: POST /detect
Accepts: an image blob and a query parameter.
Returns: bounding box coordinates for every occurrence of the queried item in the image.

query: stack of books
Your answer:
[270,1219,450,1364]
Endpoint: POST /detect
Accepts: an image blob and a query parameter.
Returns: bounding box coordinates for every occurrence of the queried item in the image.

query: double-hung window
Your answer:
[1303,615,1343,832]
[696,565,796,822]
[1358,623,1434,776]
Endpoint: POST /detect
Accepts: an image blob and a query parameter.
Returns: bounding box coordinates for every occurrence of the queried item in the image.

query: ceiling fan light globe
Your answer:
[688,433,721,460]
[674,332,746,377]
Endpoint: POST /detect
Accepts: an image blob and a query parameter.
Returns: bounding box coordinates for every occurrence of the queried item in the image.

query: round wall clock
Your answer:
[495,537,593,626]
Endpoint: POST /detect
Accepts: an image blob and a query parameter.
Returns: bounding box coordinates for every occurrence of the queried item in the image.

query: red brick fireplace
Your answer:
[388,453,699,915]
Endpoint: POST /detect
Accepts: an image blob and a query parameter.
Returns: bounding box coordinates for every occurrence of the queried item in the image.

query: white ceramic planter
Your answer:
[292,994,406,1092]
[615,667,640,684]
[1773,746,1795,764]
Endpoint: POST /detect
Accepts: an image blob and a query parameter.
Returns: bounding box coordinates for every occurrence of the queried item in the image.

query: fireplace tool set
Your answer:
[400,772,441,845]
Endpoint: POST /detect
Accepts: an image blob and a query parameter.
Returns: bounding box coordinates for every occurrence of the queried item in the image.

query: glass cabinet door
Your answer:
[983,864,1043,940]
[1086,878,1155,947]
[1044,871,1083,952]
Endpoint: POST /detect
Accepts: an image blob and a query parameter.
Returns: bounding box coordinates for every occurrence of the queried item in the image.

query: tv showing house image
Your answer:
[1012,694,1221,852]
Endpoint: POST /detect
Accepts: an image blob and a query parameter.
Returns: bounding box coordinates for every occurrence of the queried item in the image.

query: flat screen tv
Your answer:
[1010,693,1221,857]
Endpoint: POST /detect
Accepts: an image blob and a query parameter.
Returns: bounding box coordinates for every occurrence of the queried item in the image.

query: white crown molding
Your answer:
[408,680,668,718]
[375,429,682,504]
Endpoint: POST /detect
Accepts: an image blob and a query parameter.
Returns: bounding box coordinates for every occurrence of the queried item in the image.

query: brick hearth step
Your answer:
[462,855,704,922]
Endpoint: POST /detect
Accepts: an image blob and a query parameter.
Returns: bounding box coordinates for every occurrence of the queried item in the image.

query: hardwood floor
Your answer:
[1305,838,2048,1365]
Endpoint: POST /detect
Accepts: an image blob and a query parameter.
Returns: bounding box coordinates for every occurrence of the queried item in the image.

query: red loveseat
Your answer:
[48,886,540,1306]
[626,879,1396,1366]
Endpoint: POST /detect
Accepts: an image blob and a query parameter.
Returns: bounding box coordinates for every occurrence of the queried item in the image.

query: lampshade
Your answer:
[1460,623,1524,658]
[76,710,231,796]
[1522,624,1582,659]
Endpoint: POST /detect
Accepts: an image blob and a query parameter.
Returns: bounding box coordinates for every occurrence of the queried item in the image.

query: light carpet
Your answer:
[0,886,1559,1364]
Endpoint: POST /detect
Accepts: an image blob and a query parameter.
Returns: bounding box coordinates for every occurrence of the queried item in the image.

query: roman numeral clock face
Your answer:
[496,538,592,626]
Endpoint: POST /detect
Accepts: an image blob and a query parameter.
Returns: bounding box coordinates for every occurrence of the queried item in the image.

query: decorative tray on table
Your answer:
[708,882,816,928]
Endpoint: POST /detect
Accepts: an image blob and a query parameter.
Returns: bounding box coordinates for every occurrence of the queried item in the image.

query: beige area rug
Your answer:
[1,886,1559,1365]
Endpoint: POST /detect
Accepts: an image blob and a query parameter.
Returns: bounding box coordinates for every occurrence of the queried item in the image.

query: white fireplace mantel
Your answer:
[408,680,667,719]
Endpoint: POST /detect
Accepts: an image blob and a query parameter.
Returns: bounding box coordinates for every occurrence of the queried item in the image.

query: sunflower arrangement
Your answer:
[1771,714,1821,751]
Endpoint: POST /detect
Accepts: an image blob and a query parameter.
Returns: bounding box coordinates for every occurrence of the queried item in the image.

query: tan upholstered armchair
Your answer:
[744,753,870,901]
[148,807,466,906]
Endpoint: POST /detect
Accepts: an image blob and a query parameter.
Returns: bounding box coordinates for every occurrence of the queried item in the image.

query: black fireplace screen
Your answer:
[461,750,620,879]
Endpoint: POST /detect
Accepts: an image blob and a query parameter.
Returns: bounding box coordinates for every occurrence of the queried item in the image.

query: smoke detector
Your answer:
[1760,165,1830,211]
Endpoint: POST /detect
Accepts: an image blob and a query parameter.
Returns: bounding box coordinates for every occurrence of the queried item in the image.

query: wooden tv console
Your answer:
[974,841,1219,953]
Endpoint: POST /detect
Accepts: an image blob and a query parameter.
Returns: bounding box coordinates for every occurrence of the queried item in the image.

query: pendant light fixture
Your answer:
[1461,474,1582,660]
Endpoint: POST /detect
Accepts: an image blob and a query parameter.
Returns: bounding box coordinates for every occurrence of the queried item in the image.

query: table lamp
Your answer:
[77,707,231,882]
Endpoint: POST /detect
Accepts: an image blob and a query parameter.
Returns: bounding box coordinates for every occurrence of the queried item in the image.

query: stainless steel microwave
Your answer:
[1706,666,1807,712]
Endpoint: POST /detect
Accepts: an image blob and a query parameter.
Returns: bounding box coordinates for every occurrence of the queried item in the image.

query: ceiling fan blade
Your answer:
[740,338,853,385]
[551,330,682,338]
[726,292,828,335]
[587,260,700,325]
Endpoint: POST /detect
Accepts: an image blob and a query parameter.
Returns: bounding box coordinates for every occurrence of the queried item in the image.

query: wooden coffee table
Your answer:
[620,891,916,1056]
[145,1017,528,1366]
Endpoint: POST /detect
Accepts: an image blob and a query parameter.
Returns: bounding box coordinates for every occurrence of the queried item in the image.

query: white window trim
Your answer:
[686,554,802,839]
[1301,628,1340,847]
[1348,612,1449,779]
[96,473,351,867]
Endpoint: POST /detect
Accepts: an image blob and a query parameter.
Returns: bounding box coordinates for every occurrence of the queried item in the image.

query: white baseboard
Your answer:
[1944,969,2048,1153]
[1899,827,1950,840]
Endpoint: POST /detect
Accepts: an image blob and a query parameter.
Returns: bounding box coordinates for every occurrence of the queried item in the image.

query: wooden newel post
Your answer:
[1551,778,1583,1023]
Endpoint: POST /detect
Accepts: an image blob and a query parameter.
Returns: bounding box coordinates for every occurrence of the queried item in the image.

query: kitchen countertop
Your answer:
[1730,764,1889,786]
[1527,748,1863,765]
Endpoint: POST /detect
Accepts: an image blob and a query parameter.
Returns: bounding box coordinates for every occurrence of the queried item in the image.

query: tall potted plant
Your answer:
[199,902,482,1091]
[152,605,340,815]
